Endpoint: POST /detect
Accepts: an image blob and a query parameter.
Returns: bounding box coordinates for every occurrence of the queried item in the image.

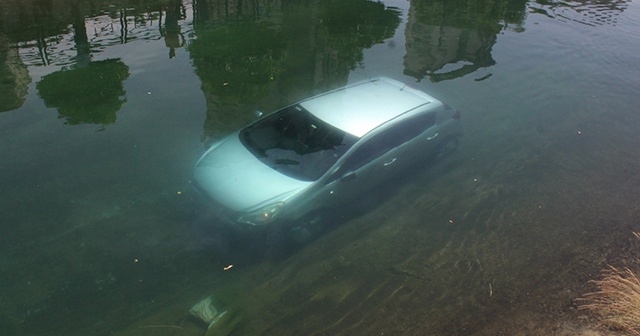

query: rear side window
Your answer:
[385,112,436,147]
[335,112,436,174]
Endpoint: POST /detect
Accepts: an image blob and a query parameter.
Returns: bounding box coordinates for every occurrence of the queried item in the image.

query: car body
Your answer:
[193,77,462,229]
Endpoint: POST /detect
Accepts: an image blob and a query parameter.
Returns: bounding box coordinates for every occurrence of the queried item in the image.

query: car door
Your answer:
[316,111,438,208]
[391,110,439,165]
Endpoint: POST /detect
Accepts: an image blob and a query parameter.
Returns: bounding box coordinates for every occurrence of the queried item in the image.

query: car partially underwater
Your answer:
[193,77,462,237]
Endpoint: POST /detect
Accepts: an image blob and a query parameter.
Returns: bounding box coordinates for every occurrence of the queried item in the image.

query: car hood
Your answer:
[194,132,312,212]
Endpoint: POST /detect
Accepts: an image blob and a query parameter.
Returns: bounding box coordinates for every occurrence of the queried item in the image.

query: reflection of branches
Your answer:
[1,0,174,67]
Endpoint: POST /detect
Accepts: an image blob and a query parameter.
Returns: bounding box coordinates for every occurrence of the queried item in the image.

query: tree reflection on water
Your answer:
[37,59,129,125]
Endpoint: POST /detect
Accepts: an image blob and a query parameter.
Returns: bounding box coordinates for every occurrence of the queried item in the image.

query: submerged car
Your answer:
[193,77,462,231]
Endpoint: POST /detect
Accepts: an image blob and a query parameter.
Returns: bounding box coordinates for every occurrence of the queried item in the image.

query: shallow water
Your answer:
[1,0,640,335]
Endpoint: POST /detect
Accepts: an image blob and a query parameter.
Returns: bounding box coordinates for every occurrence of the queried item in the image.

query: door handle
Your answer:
[427,133,439,140]
[384,158,397,166]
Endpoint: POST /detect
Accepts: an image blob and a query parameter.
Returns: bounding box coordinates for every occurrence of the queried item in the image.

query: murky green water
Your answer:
[1,0,639,335]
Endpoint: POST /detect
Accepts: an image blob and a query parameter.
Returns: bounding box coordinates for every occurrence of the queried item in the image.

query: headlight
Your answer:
[238,202,285,225]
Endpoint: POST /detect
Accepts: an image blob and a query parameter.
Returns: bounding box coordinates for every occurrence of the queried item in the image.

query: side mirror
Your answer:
[340,171,356,182]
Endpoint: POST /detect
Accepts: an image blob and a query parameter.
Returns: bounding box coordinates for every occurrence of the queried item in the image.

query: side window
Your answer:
[398,112,436,141]
[387,111,436,146]
[336,112,436,174]
[341,133,391,172]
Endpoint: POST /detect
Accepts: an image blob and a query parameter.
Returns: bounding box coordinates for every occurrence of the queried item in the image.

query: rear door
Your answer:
[318,111,438,207]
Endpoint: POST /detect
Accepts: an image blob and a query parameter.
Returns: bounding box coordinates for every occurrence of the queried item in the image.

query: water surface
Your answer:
[1,0,639,335]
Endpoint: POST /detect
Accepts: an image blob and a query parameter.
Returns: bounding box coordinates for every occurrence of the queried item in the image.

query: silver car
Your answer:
[193,77,462,233]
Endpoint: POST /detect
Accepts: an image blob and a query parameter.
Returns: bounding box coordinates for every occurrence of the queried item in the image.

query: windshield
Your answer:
[240,104,358,181]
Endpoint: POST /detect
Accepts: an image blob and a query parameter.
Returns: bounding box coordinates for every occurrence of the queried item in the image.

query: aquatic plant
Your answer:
[579,264,640,334]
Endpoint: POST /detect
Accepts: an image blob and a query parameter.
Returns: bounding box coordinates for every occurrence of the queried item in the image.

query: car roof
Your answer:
[299,77,436,137]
